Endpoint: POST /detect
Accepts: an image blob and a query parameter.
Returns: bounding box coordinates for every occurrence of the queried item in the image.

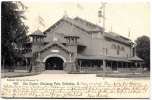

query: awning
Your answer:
[77,55,129,62]
[105,56,129,62]
[77,55,105,60]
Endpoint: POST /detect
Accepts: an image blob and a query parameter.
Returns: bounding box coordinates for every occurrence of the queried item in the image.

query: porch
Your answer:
[76,55,144,74]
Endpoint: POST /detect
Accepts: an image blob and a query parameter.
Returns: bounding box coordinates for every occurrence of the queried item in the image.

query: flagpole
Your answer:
[98,2,107,34]
[37,13,40,30]
[103,3,106,74]
[128,27,131,38]
[102,3,106,34]
[110,25,113,32]
[37,14,45,30]
[76,0,84,18]
[98,2,107,75]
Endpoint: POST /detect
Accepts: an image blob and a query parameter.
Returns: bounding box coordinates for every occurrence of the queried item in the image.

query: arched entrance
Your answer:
[45,57,64,70]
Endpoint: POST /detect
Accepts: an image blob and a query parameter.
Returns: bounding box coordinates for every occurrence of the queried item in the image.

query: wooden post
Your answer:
[116,62,118,71]
[103,60,106,72]
[80,60,82,71]
[111,61,112,71]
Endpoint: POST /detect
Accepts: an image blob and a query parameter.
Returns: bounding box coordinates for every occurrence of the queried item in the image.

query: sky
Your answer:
[22,0,150,41]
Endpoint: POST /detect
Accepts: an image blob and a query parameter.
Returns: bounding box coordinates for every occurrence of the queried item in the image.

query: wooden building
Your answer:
[25,16,144,73]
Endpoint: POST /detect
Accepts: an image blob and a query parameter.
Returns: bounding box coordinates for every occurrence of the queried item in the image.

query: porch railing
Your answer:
[79,66,103,73]
[117,68,143,73]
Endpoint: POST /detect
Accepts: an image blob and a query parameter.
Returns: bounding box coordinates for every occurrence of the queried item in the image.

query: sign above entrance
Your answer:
[51,49,59,53]
[53,37,58,41]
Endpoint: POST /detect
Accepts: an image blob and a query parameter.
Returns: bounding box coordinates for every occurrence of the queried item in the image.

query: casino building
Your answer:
[24,16,143,73]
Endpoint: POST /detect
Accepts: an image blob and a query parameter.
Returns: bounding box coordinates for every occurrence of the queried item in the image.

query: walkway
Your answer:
[42,70,67,74]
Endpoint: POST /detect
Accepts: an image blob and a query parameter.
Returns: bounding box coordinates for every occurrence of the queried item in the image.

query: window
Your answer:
[121,46,125,51]
[117,45,120,55]
[111,44,116,49]
[117,49,120,55]
[106,48,108,55]
[117,45,120,50]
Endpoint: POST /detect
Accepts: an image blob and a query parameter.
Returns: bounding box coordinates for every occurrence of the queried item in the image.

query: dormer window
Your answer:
[111,44,116,49]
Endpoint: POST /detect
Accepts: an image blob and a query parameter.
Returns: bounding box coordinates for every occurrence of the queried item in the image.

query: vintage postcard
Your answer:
[1,0,150,99]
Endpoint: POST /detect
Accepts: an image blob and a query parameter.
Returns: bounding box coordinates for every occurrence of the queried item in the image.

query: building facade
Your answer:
[25,16,143,73]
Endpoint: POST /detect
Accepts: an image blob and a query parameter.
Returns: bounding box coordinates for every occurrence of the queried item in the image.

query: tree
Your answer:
[135,35,150,70]
[1,1,28,69]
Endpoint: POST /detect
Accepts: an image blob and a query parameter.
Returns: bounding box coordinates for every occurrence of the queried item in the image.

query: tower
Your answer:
[29,29,46,72]
[64,34,79,59]
[30,29,46,66]
[64,34,79,72]
[30,29,46,53]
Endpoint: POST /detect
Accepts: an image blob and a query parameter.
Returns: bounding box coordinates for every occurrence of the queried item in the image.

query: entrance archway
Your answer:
[45,57,64,70]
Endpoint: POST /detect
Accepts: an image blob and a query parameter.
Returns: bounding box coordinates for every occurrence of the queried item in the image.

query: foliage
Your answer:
[1,1,29,67]
[135,35,150,70]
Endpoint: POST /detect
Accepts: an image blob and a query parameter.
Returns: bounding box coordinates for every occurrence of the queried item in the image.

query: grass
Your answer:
[1,71,40,78]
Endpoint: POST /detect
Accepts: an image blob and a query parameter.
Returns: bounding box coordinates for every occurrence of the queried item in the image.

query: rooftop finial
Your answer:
[128,27,131,38]
[63,10,68,18]
[110,25,113,32]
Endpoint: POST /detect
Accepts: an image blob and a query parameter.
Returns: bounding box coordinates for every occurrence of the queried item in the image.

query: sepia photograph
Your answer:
[1,0,150,99]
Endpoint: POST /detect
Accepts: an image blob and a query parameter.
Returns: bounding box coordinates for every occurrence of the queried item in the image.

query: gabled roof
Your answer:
[74,17,103,32]
[44,16,103,34]
[44,16,132,45]
[104,32,132,46]
[39,42,73,53]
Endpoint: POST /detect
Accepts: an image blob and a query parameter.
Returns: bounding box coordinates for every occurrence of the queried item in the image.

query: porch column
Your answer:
[116,62,118,71]
[135,62,137,67]
[103,60,106,72]
[25,58,28,71]
[111,61,112,71]
[80,60,82,71]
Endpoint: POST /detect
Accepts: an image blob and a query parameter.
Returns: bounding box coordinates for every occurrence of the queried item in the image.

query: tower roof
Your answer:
[30,29,46,37]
